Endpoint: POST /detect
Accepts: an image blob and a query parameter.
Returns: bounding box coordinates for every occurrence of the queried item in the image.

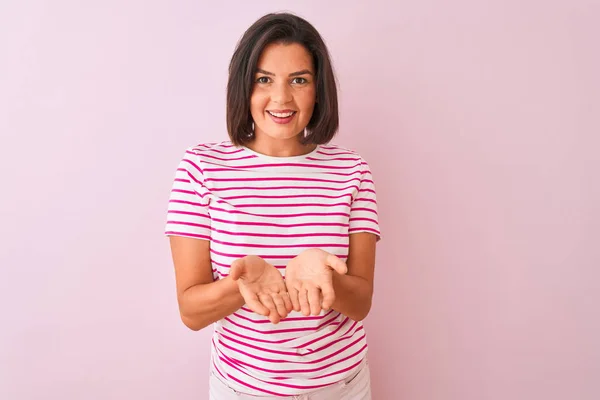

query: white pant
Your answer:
[208,359,372,400]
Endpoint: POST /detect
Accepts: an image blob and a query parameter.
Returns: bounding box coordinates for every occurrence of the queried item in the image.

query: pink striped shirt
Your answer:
[165,141,381,396]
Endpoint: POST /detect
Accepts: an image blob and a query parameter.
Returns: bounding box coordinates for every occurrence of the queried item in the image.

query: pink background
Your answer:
[1,1,598,399]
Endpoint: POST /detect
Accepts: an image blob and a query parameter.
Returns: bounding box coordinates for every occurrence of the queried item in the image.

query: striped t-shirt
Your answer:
[165,141,381,396]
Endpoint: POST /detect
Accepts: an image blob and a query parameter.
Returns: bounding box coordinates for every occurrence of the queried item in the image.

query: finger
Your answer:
[258,294,279,315]
[325,254,348,275]
[229,259,245,281]
[259,294,281,324]
[269,311,281,324]
[244,292,270,316]
[320,284,336,311]
[282,291,293,313]
[287,287,301,312]
[308,287,322,315]
[319,291,324,310]
[271,293,289,319]
[299,288,310,317]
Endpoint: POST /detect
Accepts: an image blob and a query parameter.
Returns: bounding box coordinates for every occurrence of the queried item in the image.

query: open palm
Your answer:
[285,249,348,316]
[230,255,292,324]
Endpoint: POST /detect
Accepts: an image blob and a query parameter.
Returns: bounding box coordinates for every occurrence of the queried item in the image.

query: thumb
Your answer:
[325,253,347,275]
[229,258,246,281]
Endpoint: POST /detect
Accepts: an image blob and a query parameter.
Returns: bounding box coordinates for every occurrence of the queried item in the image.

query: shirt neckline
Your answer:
[240,144,321,162]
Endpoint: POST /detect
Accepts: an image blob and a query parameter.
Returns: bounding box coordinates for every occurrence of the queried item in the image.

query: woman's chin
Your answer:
[256,127,303,141]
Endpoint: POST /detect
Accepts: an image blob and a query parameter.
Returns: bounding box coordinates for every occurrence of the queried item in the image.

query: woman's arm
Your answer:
[169,236,245,331]
[330,232,378,321]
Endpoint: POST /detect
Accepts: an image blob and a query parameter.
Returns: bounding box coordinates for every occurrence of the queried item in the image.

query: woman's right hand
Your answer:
[230,255,293,324]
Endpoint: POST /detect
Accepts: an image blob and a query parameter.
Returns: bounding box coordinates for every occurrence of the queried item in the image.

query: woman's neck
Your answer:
[245,135,317,158]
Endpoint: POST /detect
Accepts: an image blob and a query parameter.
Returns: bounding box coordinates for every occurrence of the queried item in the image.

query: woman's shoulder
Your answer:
[178,140,244,175]
[185,140,237,156]
[318,143,370,165]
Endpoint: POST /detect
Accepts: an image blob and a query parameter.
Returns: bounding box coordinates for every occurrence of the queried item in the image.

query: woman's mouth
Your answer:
[267,110,296,124]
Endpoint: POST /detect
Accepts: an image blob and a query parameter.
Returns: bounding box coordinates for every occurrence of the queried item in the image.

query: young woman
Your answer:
[165,12,381,399]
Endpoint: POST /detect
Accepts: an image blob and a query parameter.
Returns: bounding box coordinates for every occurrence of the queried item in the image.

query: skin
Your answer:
[230,255,292,324]
[285,248,348,316]
[169,42,377,330]
[248,42,317,157]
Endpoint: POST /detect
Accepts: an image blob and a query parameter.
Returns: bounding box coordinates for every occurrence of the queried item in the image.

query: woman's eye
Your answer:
[292,77,307,84]
[256,76,270,84]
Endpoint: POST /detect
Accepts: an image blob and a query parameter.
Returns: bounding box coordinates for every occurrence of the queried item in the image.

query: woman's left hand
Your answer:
[285,249,348,316]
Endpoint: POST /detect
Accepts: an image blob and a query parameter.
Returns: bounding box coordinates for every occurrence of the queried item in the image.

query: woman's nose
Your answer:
[271,82,292,104]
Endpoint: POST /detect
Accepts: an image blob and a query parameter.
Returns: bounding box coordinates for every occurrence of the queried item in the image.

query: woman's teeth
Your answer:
[268,111,295,118]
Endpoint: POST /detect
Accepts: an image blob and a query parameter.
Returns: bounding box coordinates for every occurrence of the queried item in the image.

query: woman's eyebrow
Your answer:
[256,68,314,77]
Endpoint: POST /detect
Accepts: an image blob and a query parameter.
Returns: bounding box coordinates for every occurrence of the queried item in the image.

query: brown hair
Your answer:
[226,12,339,146]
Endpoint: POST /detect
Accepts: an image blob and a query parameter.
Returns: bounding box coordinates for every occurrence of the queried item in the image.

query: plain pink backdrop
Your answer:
[1,1,598,399]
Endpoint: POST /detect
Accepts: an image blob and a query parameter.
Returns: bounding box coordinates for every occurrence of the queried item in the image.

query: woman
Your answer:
[165,12,381,399]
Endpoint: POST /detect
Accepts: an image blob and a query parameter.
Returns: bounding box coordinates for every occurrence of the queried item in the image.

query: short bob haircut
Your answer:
[226,12,339,146]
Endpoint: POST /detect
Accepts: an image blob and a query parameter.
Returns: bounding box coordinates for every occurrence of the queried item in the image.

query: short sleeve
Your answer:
[349,159,381,240]
[164,149,212,241]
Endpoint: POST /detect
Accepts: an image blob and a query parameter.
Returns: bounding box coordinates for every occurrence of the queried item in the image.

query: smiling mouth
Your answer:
[267,111,296,118]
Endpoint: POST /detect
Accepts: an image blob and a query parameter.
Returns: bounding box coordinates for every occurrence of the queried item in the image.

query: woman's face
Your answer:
[250,42,317,143]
